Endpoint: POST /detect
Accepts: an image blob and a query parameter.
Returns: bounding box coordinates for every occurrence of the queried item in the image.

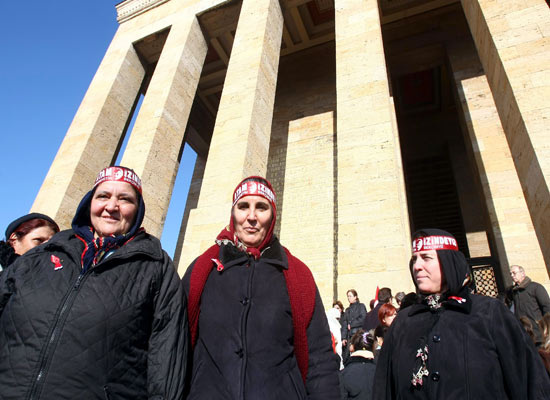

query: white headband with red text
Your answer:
[94,166,142,194]
[233,181,276,208]
[412,236,458,252]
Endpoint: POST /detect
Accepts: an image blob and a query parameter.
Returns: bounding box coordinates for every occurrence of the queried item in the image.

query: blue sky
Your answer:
[0,2,196,258]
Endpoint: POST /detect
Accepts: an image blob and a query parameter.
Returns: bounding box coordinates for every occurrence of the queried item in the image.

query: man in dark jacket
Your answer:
[508,264,550,344]
[362,287,392,331]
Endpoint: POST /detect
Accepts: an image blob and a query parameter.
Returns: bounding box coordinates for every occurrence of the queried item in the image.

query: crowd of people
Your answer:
[0,167,550,399]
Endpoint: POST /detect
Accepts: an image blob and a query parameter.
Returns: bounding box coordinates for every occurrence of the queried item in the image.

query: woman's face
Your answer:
[347,291,357,304]
[333,304,342,313]
[10,226,56,255]
[232,195,272,247]
[411,249,447,294]
[383,312,397,327]
[90,181,138,237]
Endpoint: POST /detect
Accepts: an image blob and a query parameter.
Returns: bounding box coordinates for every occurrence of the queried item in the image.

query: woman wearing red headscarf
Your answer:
[183,176,339,400]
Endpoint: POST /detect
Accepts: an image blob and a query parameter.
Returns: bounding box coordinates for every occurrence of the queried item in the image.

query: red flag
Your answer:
[375,286,379,300]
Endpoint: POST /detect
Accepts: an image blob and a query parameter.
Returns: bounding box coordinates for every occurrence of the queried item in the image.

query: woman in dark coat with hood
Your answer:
[373,228,550,400]
[183,176,339,400]
[0,166,187,400]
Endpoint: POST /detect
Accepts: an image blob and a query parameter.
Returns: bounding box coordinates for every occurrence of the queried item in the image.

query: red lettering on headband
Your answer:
[233,181,276,206]
[94,167,142,194]
[412,236,458,252]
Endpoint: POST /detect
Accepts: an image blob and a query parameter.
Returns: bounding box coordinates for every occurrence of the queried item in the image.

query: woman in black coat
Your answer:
[0,166,187,400]
[373,228,550,400]
[341,289,367,362]
[340,329,376,400]
[183,176,340,400]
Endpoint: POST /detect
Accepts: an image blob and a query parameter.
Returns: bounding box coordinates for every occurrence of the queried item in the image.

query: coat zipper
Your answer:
[239,256,255,400]
[27,271,91,400]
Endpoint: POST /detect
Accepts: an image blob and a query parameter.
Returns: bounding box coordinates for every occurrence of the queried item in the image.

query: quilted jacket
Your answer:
[0,229,187,400]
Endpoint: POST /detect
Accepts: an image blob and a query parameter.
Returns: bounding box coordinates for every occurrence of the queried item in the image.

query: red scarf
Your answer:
[187,227,317,383]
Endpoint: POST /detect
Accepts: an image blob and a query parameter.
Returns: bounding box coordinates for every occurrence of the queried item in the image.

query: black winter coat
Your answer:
[341,302,367,341]
[373,293,550,400]
[339,352,376,400]
[0,230,187,400]
[508,277,550,343]
[182,238,340,400]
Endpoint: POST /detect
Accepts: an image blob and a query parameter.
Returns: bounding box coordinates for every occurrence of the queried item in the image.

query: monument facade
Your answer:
[32,0,550,305]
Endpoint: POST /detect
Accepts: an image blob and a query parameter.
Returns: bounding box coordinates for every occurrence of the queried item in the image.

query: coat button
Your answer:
[431,372,440,381]
[432,334,441,342]
[235,348,244,358]
[241,297,250,305]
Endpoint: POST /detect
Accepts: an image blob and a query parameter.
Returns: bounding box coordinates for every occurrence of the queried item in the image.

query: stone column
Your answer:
[176,0,283,272]
[334,0,413,301]
[461,0,550,272]
[447,38,548,285]
[120,17,207,237]
[279,111,335,307]
[32,30,145,229]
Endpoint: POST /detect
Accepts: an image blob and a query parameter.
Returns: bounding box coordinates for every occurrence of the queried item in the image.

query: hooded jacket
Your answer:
[0,188,187,400]
[182,237,340,400]
[373,229,550,400]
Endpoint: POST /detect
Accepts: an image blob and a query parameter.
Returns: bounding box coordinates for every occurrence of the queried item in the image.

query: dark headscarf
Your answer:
[409,228,470,296]
[71,185,145,273]
[408,228,472,388]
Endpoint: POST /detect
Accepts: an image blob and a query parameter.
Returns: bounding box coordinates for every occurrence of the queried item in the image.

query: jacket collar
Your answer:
[44,229,163,267]
[218,236,287,271]
[514,276,532,290]
[408,289,472,316]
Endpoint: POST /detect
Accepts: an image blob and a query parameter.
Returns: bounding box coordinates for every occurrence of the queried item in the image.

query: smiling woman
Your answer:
[0,166,188,399]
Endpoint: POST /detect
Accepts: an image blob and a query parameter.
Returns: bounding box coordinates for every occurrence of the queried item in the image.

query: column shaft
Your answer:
[32,30,145,229]
[279,112,335,307]
[461,0,550,269]
[335,0,413,300]
[177,0,283,270]
[121,17,207,237]
[448,38,547,284]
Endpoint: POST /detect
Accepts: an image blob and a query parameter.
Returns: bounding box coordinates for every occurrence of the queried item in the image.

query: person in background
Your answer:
[373,325,387,361]
[538,314,550,376]
[341,289,367,363]
[394,292,406,309]
[333,300,345,316]
[340,329,376,400]
[0,213,59,272]
[374,228,550,400]
[0,166,187,399]
[378,303,397,328]
[362,287,392,332]
[507,264,550,345]
[183,176,339,399]
[327,307,344,369]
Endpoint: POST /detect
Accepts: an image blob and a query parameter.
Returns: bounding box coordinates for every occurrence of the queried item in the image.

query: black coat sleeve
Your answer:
[372,316,398,400]
[147,253,188,400]
[491,300,550,399]
[535,284,550,316]
[305,289,341,400]
[350,303,367,330]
